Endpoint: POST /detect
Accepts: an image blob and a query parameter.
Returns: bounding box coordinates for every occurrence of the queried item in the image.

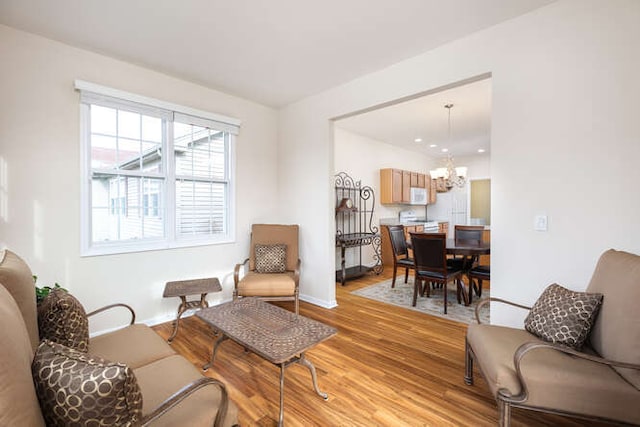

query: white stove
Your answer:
[399,210,439,232]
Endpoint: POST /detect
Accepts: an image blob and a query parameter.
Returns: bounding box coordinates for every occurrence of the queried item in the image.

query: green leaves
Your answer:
[33,275,66,304]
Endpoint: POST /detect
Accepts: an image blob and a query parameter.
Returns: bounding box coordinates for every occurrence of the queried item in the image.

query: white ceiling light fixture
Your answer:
[429,104,467,191]
[414,137,422,142]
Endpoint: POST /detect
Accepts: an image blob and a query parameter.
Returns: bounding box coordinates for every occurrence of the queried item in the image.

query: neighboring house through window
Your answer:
[77,81,240,256]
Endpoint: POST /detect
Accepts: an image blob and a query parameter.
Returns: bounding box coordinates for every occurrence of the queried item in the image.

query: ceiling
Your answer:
[0,0,554,107]
[335,77,492,159]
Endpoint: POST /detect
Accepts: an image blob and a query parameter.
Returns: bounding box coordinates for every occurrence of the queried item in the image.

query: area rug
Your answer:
[351,278,490,324]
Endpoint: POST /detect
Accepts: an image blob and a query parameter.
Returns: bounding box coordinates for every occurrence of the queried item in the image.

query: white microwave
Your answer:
[410,187,428,205]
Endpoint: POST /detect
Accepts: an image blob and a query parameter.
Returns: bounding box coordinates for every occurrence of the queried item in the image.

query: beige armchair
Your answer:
[465,249,640,426]
[234,224,300,314]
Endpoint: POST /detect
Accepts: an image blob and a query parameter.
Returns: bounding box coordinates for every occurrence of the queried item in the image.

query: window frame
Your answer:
[78,81,239,256]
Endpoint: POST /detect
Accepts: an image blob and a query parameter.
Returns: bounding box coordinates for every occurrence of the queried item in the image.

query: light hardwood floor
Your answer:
[152,270,603,426]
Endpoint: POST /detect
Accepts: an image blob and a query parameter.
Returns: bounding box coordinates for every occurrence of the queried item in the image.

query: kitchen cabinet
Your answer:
[438,222,449,235]
[380,168,408,204]
[402,170,411,203]
[380,168,427,205]
[410,172,427,189]
[428,176,437,204]
[418,173,426,189]
[403,224,424,240]
[410,172,418,187]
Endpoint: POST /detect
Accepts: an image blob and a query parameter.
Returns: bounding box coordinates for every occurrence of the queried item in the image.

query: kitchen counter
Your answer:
[422,219,491,231]
[380,217,445,227]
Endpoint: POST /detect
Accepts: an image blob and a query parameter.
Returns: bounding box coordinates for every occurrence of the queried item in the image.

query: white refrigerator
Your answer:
[427,189,468,238]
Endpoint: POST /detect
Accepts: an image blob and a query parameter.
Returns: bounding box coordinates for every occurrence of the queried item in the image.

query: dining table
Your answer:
[408,236,490,306]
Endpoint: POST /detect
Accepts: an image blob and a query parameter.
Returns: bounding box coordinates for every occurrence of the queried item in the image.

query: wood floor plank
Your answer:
[152,270,609,426]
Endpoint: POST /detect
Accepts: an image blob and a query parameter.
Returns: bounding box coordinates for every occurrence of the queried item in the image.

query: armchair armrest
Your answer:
[87,303,136,325]
[141,377,229,427]
[502,340,640,404]
[233,258,250,288]
[475,297,531,324]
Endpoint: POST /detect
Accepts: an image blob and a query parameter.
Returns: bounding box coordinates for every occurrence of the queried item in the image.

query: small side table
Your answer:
[163,277,222,343]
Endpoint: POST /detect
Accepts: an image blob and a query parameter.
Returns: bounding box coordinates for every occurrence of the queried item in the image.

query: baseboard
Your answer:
[300,293,338,309]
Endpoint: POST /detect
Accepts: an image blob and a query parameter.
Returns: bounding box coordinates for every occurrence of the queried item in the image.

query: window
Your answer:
[77,81,240,256]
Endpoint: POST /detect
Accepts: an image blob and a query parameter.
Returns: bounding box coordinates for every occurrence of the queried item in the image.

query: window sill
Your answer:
[81,236,235,257]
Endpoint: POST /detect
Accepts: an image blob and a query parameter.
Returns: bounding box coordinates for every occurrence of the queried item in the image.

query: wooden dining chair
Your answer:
[454,225,484,242]
[449,225,485,293]
[409,232,464,314]
[386,225,415,288]
[450,225,484,261]
[468,265,490,298]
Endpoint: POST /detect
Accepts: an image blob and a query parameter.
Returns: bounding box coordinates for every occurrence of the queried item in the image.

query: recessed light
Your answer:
[478,148,486,153]
[414,138,422,143]
[441,148,449,153]
[429,144,437,148]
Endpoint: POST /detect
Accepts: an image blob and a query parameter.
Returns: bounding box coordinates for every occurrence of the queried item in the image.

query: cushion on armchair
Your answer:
[254,244,287,273]
[524,283,603,349]
[32,340,143,427]
[38,288,90,352]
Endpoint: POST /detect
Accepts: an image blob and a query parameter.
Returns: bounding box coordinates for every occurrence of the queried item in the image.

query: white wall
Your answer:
[334,127,434,220]
[333,127,433,269]
[279,0,640,326]
[0,25,280,332]
[456,154,491,180]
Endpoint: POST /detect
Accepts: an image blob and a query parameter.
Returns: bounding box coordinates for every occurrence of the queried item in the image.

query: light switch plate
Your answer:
[534,214,548,231]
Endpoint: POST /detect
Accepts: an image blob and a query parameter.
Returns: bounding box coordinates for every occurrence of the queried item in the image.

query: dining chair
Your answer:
[386,225,415,288]
[409,232,464,314]
[468,265,490,298]
[454,225,484,242]
[449,225,485,292]
[450,224,484,260]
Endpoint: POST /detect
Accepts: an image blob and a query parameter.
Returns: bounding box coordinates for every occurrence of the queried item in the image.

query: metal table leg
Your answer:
[167,296,188,343]
[279,363,285,427]
[203,334,228,371]
[277,353,329,426]
[297,353,328,400]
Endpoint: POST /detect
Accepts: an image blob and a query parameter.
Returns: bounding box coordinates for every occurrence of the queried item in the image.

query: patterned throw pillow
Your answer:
[37,289,90,352]
[255,244,287,273]
[32,340,143,427]
[524,283,603,349]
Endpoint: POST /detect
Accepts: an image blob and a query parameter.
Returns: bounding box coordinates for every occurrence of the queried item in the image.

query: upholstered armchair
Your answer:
[234,224,301,314]
[465,249,640,426]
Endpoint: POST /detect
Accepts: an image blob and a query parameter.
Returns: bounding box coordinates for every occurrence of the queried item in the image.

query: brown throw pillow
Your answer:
[32,340,143,427]
[524,283,603,349]
[37,288,90,352]
[255,244,287,273]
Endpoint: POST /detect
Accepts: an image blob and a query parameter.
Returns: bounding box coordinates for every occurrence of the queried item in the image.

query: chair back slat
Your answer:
[455,225,484,243]
[387,225,408,258]
[410,232,447,274]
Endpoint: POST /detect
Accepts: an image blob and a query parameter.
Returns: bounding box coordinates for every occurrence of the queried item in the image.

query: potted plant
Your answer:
[33,275,66,304]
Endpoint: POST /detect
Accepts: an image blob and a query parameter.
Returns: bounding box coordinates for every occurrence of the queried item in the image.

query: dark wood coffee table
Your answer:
[196,298,337,426]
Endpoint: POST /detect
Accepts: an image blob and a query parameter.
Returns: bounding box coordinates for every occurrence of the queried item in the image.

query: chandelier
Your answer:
[429,104,467,191]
